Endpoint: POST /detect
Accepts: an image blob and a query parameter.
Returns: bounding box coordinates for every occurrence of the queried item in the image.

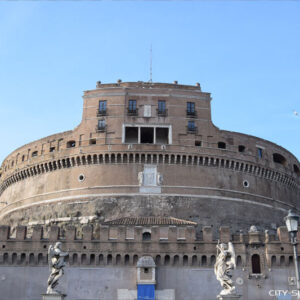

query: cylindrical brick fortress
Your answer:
[0,81,299,233]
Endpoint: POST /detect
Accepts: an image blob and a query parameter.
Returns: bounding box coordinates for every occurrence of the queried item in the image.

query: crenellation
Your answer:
[16,226,27,241]
[65,225,76,241]
[32,226,43,241]
[219,226,231,243]
[82,225,93,241]
[202,226,213,242]
[0,225,10,241]
[49,226,60,241]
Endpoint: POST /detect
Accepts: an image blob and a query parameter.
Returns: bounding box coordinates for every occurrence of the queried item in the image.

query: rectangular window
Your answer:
[158,100,166,112]
[128,100,137,115]
[187,102,195,115]
[125,127,138,143]
[98,100,107,115]
[257,147,263,159]
[188,120,195,131]
[128,100,136,111]
[98,119,106,131]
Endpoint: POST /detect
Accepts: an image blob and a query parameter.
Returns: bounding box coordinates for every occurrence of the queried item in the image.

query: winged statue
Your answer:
[214,241,237,296]
[46,242,69,294]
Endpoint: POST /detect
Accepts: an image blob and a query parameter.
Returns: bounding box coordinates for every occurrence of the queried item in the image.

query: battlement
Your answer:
[0,224,298,270]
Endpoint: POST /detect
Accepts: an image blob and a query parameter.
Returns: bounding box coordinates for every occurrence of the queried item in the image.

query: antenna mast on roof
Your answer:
[149,44,152,83]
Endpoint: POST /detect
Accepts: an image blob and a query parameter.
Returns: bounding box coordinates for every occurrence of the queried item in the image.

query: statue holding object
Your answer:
[214,241,237,296]
[47,242,69,295]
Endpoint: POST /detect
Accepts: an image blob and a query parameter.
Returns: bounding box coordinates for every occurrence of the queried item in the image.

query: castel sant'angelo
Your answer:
[0,80,299,300]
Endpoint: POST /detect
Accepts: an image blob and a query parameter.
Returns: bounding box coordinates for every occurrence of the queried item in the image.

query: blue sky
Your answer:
[0,1,299,163]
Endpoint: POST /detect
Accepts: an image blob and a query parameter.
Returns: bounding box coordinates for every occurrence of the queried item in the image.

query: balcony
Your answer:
[186,126,197,134]
[186,110,197,117]
[96,125,106,132]
[97,109,107,116]
[127,108,138,116]
[157,108,168,117]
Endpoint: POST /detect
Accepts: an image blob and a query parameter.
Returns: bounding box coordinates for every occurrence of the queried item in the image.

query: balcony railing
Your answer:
[186,126,197,134]
[157,108,168,117]
[127,108,138,116]
[96,125,106,132]
[97,109,107,116]
[186,110,197,117]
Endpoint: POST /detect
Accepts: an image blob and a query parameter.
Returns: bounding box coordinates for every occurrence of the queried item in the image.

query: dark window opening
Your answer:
[144,267,149,273]
[273,153,286,166]
[294,164,300,175]
[187,102,196,116]
[49,147,55,152]
[257,148,263,159]
[218,142,226,149]
[98,100,107,115]
[67,140,76,148]
[97,120,106,132]
[125,127,138,143]
[238,145,245,152]
[142,232,151,241]
[195,141,202,147]
[89,139,96,145]
[251,254,261,274]
[22,155,25,162]
[32,151,38,157]
[141,127,154,144]
[156,128,169,144]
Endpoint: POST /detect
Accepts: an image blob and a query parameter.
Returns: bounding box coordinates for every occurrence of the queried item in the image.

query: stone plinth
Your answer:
[217,294,241,300]
[42,294,66,300]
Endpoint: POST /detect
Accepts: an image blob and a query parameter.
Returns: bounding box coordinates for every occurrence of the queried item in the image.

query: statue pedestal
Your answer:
[42,294,67,300]
[217,294,241,300]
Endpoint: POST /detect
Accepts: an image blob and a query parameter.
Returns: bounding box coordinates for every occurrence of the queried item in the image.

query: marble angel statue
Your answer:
[214,241,237,296]
[46,242,69,294]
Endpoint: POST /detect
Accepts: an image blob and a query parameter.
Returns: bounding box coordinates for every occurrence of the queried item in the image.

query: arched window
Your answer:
[236,255,242,267]
[12,253,17,264]
[173,255,179,266]
[210,255,216,266]
[273,153,286,166]
[66,140,76,148]
[107,254,112,265]
[29,253,35,265]
[183,255,188,266]
[201,255,207,266]
[238,145,245,152]
[218,142,226,149]
[294,164,300,176]
[124,254,130,266]
[164,255,170,266]
[116,254,121,265]
[280,256,285,267]
[38,253,43,265]
[155,255,161,266]
[99,254,104,265]
[142,232,151,241]
[72,253,78,264]
[90,254,95,265]
[252,254,261,274]
[271,255,276,267]
[192,255,198,266]
[81,254,87,264]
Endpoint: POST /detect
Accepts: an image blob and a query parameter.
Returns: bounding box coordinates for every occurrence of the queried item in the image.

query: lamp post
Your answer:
[285,210,300,299]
